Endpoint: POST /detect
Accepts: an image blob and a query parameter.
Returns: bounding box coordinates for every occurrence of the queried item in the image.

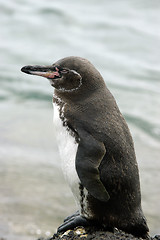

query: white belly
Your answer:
[53,103,81,206]
[53,102,94,219]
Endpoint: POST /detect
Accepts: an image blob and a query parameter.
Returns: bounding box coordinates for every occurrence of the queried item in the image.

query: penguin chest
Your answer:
[53,102,95,219]
[53,103,80,196]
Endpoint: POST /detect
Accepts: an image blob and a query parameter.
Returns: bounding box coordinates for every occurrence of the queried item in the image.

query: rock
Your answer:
[37,227,160,240]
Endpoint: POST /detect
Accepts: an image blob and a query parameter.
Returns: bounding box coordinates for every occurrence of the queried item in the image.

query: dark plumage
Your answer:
[21,56,149,238]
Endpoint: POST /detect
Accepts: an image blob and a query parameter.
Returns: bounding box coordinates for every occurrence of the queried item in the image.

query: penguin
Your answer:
[21,56,149,238]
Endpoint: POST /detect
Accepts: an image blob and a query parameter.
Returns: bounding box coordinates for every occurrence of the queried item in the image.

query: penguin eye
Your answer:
[61,69,69,74]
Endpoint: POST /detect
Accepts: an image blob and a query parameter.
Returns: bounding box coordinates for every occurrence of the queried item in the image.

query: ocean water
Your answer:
[0,0,160,239]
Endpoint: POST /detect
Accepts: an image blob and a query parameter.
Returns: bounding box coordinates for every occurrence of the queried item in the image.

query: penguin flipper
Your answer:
[76,129,110,202]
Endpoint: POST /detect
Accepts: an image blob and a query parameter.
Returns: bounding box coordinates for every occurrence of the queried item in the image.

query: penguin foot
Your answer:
[63,210,80,222]
[57,215,90,233]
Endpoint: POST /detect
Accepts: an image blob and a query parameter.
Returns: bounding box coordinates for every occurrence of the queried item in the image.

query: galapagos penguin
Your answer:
[21,56,149,238]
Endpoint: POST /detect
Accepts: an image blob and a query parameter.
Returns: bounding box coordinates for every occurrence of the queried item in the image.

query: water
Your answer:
[0,0,160,239]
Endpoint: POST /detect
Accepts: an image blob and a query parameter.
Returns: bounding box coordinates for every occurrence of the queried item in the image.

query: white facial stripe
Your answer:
[70,70,81,77]
[58,70,82,93]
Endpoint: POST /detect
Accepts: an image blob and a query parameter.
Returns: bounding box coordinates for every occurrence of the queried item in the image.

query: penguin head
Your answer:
[21,56,105,94]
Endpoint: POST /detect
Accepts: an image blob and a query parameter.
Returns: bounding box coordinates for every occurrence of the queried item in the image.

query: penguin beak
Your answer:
[21,65,61,79]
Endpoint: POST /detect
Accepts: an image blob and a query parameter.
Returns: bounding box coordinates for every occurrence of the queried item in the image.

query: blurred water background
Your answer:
[0,0,160,239]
